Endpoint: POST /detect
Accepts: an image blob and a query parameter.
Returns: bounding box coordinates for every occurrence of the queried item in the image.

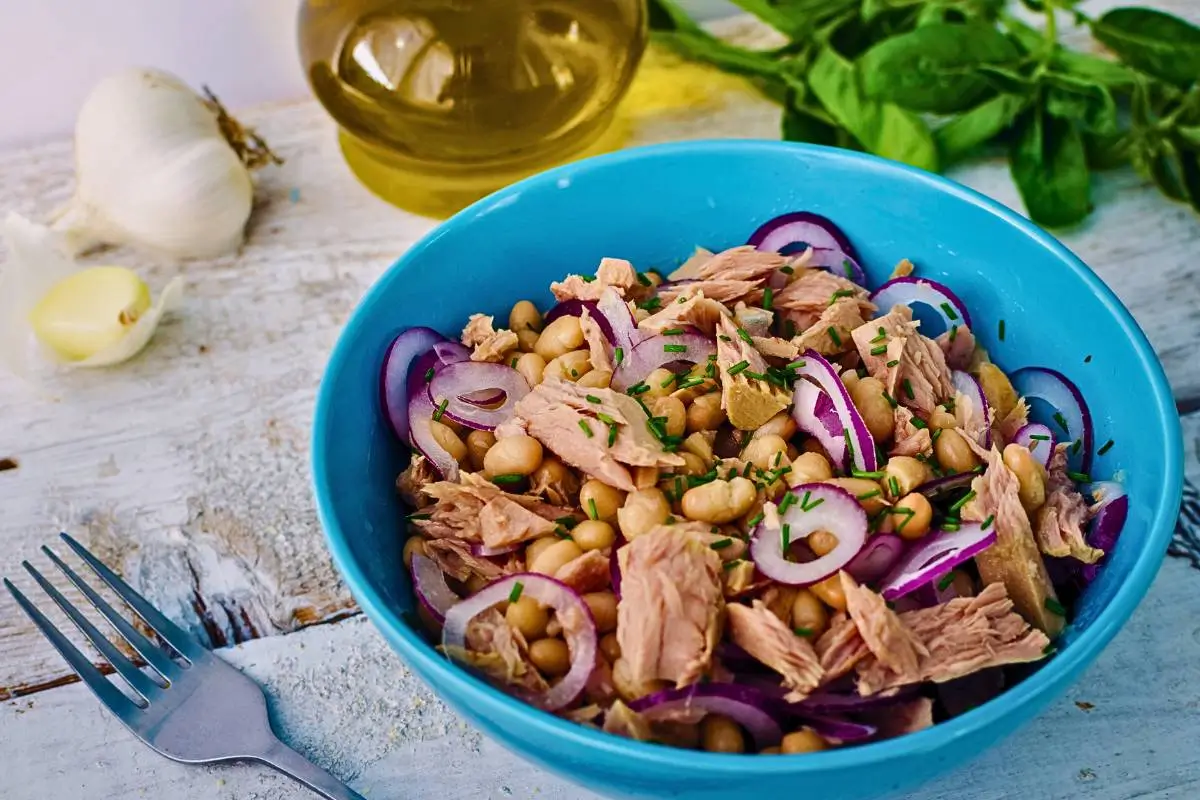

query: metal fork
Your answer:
[4,533,365,800]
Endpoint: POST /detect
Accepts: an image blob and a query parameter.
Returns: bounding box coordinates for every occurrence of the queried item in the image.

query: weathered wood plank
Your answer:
[4,557,1199,800]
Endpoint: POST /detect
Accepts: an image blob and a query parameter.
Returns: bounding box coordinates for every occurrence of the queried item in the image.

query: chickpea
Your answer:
[439,417,468,437]
[505,596,549,639]
[530,456,574,493]
[577,369,612,389]
[808,530,839,556]
[572,519,616,552]
[781,729,828,754]
[1003,443,1047,512]
[529,539,584,576]
[483,434,543,478]
[580,479,624,523]
[791,589,830,639]
[935,428,980,473]
[544,349,593,383]
[929,404,958,429]
[515,352,547,387]
[680,477,757,524]
[465,429,496,472]
[711,536,747,563]
[948,569,976,598]
[529,638,571,678]
[633,466,660,490]
[810,572,847,611]
[534,316,584,360]
[883,455,932,499]
[583,591,618,633]
[617,487,671,538]
[678,451,709,476]
[509,300,542,335]
[640,367,676,400]
[791,452,833,484]
[822,477,888,514]
[850,377,895,442]
[651,395,687,438]
[686,391,727,432]
[516,329,540,352]
[429,420,468,465]
[753,412,797,441]
[840,368,861,391]
[402,536,427,569]
[682,431,716,463]
[701,715,746,753]
[801,438,831,459]
[976,362,1018,420]
[742,434,789,472]
[599,632,621,662]
[890,492,933,539]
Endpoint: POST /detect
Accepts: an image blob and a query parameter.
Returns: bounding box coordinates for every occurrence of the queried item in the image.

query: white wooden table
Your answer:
[3,5,1200,799]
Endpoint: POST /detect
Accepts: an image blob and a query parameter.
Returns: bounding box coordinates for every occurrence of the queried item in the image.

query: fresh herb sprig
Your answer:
[649,0,1200,228]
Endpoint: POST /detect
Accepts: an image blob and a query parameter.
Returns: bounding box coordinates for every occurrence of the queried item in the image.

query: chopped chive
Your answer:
[1098,439,1114,456]
[492,474,524,484]
[937,572,956,591]
[886,359,900,368]
[843,430,856,466]
[787,360,807,370]
[1071,438,1083,456]
[662,327,685,336]
[628,382,650,396]
[578,419,594,438]
[737,327,753,344]
[665,514,677,523]
[509,581,524,602]
[888,475,901,497]
[870,344,888,356]
[778,492,798,514]
[981,514,995,530]
[678,297,687,304]
[903,378,915,400]
[510,356,519,368]
[774,450,783,467]
[940,302,959,321]
[639,297,662,311]
[910,417,927,429]
[941,521,961,532]
[1052,412,1070,433]
[870,328,887,344]
[748,512,765,527]
[802,497,825,512]
[1067,470,1091,483]
[1029,434,1050,441]
[614,346,624,366]
[763,287,774,311]
[949,325,959,342]
[794,626,813,637]
[949,490,977,512]
[827,327,842,347]
[781,523,791,550]
[718,334,732,342]
[723,559,744,571]
[586,394,602,404]
[743,462,753,477]
[857,489,882,500]
[843,259,854,278]
[931,428,943,443]
[581,274,596,283]
[663,344,688,353]
[424,367,435,382]
[1044,597,1067,616]
[660,373,678,388]
[780,265,794,275]
[596,412,617,426]
[998,319,1006,341]
[744,371,769,381]
[1084,354,1093,363]
[570,369,579,378]
[433,397,448,421]
[728,360,750,376]
[637,271,652,286]
[587,498,599,520]
[711,538,734,550]
[607,422,619,447]
[678,377,706,390]
[555,529,573,539]
[852,469,886,479]
[555,516,579,529]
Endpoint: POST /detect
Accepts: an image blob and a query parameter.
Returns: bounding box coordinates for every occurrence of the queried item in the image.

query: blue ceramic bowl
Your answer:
[312,141,1183,800]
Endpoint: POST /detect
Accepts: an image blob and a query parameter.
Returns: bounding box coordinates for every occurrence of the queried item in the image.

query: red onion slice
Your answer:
[795,713,877,742]
[409,391,461,480]
[1012,423,1055,468]
[407,340,473,411]
[792,380,846,466]
[952,369,991,447]
[869,277,973,332]
[1010,367,1094,472]
[428,361,531,431]
[845,534,905,585]
[916,471,977,500]
[411,553,459,622]
[878,523,997,600]
[747,211,858,260]
[1080,482,1129,583]
[750,483,868,586]
[545,299,617,341]
[442,574,597,711]
[381,327,447,442]
[628,683,784,749]
[792,350,878,472]
[596,287,643,353]
[790,686,919,714]
[611,329,715,391]
[806,247,869,286]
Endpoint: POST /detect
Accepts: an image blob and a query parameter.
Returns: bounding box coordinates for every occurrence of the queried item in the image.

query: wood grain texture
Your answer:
[3,562,1199,800]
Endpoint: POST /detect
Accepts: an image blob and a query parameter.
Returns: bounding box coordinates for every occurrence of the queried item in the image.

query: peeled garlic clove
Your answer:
[30,266,152,360]
[72,275,183,368]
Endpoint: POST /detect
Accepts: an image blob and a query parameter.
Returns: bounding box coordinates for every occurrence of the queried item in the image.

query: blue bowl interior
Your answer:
[314,141,1182,799]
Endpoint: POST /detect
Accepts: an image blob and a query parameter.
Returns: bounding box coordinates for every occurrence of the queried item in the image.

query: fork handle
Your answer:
[257,739,367,800]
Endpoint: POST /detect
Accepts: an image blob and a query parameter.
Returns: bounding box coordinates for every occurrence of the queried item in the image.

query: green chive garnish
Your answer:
[949,325,958,342]
[614,346,624,366]
[628,382,650,395]
[433,397,448,421]
[780,265,794,275]
[903,378,914,400]
[937,572,956,591]
[998,319,1006,340]
[870,344,887,356]
[596,412,617,426]
[852,469,885,479]
[781,523,791,550]
[1044,597,1067,616]
[587,498,599,520]
[1098,439,1114,455]
[578,420,594,438]
[640,297,662,311]
[856,489,882,500]
[763,287,774,311]
[586,394,602,404]
[842,259,854,278]
[607,422,619,447]
[555,516,579,529]
[711,538,733,550]
[510,357,519,368]
[888,475,901,497]
[492,474,524,484]
[1071,439,1083,456]
[748,512,765,527]
[981,514,995,530]
[886,359,899,367]
[910,417,927,429]
[950,490,976,512]
[794,627,813,637]
[1067,471,1091,483]
[664,344,687,353]
[827,327,842,347]
[660,373,677,388]
[637,272,652,286]
[940,302,959,321]
[424,367,435,382]
[728,360,750,376]
[723,559,744,571]
[662,327,685,336]
[509,581,524,602]
[736,327,753,344]
[1030,433,1050,441]
[778,492,798,514]
[1052,412,1070,433]
[882,390,898,408]
[743,371,768,381]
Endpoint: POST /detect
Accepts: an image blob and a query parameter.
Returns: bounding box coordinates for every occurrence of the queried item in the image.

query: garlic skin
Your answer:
[51,67,255,259]
[0,213,183,376]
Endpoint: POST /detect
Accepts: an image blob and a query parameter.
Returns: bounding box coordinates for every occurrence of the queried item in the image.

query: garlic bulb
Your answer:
[0,213,183,376]
[50,67,278,259]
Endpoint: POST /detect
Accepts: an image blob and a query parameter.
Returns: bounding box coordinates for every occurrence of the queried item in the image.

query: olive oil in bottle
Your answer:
[299,0,647,217]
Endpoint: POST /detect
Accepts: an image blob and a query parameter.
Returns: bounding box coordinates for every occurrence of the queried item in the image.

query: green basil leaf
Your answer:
[858,23,1020,113]
[808,46,939,171]
[1083,131,1131,170]
[650,30,783,79]
[646,0,704,33]
[936,94,1029,165]
[1010,107,1091,227]
[1177,125,1200,149]
[977,64,1036,97]
[1133,139,1187,201]
[1049,49,1137,90]
[1092,8,1200,87]
[1176,144,1200,210]
[782,94,845,146]
[1002,16,1043,54]
[1019,0,1045,10]
[1043,73,1119,135]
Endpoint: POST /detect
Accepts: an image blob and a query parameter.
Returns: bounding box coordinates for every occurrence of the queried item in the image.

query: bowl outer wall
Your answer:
[312,140,1184,800]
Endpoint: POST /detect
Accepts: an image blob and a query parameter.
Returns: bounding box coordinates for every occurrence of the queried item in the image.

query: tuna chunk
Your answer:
[555,549,612,593]
[1036,444,1104,563]
[668,246,715,281]
[727,600,824,701]
[793,297,868,357]
[616,525,724,688]
[769,269,875,332]
[962,446,1064,637]
[551,257,638,302]
[716,315,790,430]
[690,246,788,283]
[638,290,729,336]
[478,495,560,549]
[510,380,685,492]
[936,325,975,371]
[603,700,652,741]
[752,335,801,360]
[658,279,759,306]
[891,406,932,457]
[461,313,519,363]
[841,572,926,686]
[454,607,549,694]
[815,613,871,682]
[954,389,991,447]
[734,302,774,338]
[396,454,438,509]
[579,307,613,373]
[424,538,504,583]
[414,474,572,544]
[995,398,1030,446]
[852,306,953,416]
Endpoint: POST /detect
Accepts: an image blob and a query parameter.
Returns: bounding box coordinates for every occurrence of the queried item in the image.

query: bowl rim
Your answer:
[312,139,1184,774]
